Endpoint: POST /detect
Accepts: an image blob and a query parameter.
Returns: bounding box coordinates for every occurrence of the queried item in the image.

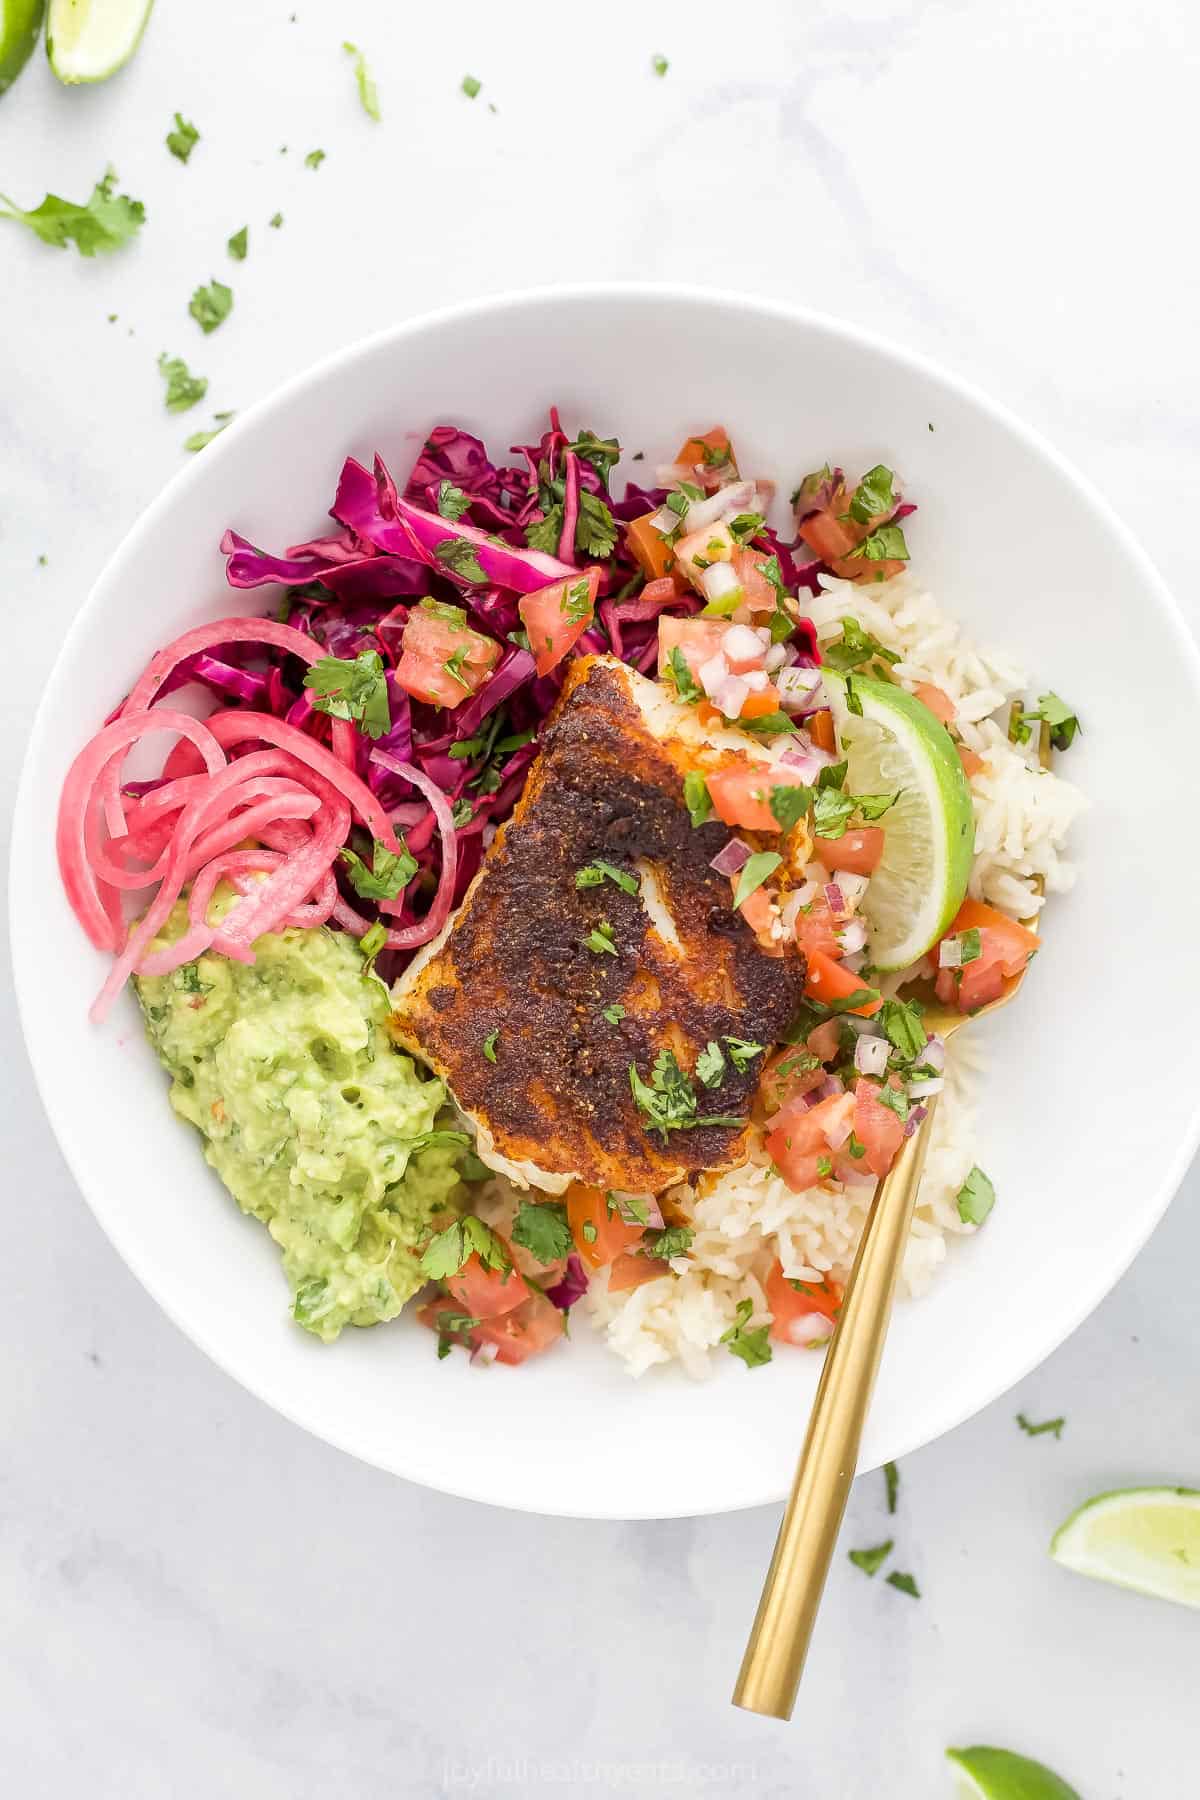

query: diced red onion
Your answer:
[763,643,790,673]
[786,1313,835,1346]
[716,674,749,718]
[902,1103,929,1139]
[723,622,765,665]
[923,1036,946,1072]
[854,1035,890,1077]
[700,562,743,607]
[824,882,847,917]
[470,1340,500,1367]
[837,918,868,956]
[840,950,867,973]
[839,1161,877,1188]
[780,744,836,780]
[831,869,870,909]
[743,669,770,693]
[814,1074,845,1103]
[907,1077,944,1099]
[699,652,730,699]
[710,837,752,877]
[822,1112,853,1152]
[938,937,962,968]
[776,668,826,715]
[685,480,756,535]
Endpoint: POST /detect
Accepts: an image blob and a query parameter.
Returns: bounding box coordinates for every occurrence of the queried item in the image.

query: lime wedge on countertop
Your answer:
[46,0,153,84]
[0,0,45,93]
[821,668,973,972]
[946,1746,1081,1800]
[1050,1485,1200,1608]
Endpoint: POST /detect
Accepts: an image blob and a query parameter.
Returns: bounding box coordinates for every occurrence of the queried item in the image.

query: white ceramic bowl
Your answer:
[13,287,1200,1518]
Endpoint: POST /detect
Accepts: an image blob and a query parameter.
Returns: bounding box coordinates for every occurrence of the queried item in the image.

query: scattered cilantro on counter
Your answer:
[157,353,207,413]
[227,225,248,260]
[461,74,481,99]
[849,1540,893,1576]
[956,1165,996,1226]
[1017,1413,1065,1439]
[188,279,233,334]
[886,1570,920,1598]
[0,167,144,256]
[304,148,326,169]
[183,411,234,451]
[343,41,381,120]
[166,114,200,163]
[884,1461,900,1513]
[651,53,669,76]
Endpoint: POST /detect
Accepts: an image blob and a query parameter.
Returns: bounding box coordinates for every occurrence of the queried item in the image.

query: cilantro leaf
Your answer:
[434,537,487,584]
[628,1052,745,1141]
[855,791,900,822]
[419,1214,511,1281]
[575,490,619,560]
[696,1041,726,1088]
[741,710,798,737]
[733,851,782,910]
[359,920,388,967]
[643,1224,694,1261]
[847,465,896,525]
[157,353,207,414]
[724,1037,764,1072]
[818,761,849,790]
[451,798,474,827]
[575,858,638,896]
[343,41,381,119]
[461,74,482,99]
[602,1003,625,1025]
[848,1539,894,1576]
[811,785,856,839]
[1036,690,1080,751]
[227,225,248,260]
[269,212,284,229]
[304,650,391,738]
[651,52,669,76]
[720,1297,772,1368]
[856,524,909,564]
[0,167,145,257]
[511,1199,574,1265]
[884,1460,900,1513]
[583,922,618,956]
[304,148,326,169]
[1017,1412,1065,1439]
[956,1165,996,1226]
[878,998,926,1061]
[338,838,417,900]
[770,783,812,832]
[437,481,470,520]
[821,616,900,674]
[166,114,200,164]
[524,504,563,555]
[188,279,233,335]
[482,1029,499,1063]
[665,646,701,703]
[958,926,982,965]
[565,430,621,484]
[183,412,234,452]
[886,1570,920,1598]
[683,771,713,827]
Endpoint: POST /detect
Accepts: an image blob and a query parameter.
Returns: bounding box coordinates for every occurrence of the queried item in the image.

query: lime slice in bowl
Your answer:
[0,0,45,93]
[46,0,153,84]
[946,1746,1081,1799]
[1050,1485,1200,1607]
[820,669,974,972]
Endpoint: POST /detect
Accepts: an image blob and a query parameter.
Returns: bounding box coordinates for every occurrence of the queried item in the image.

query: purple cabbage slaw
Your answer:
[183,410,822,976]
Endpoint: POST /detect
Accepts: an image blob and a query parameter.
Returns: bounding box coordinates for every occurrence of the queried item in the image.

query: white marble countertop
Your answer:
[3,3,1198,1794]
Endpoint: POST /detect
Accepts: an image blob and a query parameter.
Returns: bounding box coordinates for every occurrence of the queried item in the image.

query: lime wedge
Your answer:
[46,0,153,84]
[1050,1485,1200,1608]
[946,1746,1081,1799]
[0,0,45,94]
[820,669,973,971]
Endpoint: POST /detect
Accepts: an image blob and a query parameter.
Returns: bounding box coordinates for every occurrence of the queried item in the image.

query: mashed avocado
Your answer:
[134,901,463,1342]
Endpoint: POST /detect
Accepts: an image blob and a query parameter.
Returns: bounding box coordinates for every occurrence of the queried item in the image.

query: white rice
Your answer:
[586,571,1086,1377]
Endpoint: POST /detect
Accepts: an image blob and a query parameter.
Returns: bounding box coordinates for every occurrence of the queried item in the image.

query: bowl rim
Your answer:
[13,281,1200,1517]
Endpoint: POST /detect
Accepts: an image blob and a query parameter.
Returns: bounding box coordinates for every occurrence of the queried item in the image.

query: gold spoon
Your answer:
[733,714,1051,1721]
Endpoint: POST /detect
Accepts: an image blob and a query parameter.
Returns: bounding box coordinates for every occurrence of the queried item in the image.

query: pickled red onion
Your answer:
[369,750,458,950]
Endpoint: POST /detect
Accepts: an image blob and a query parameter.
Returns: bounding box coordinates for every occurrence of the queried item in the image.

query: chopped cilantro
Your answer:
[166,114,200,164]
[157,353,207,414]
[724,1037,764,1072]
[565,431,621,483]
[304,148,326,169]
[581,1220,598,1244]
[188,279,233,334]
[740,710,798,737]
[770,783,812,832]
[628,1050,745,1141]
[0,167,145,257]
[821,616,900,674]
[524,505,563,554]
[878,998,926,1061]
[183,412,233,452]
[1017,1412,1065,1439]
[451,798,474,827]
[434,537,487,584]
[683,770,712,827]
[359,920,388,967]
[728,511,767,545]
[575,490,618,560]
[419,1214,511,1281]
[269,212,284,229]
[816,1154,832,1178]
[343,41,381,119]
[846,1131,866,1160]
[886,1570,920,1598]
[602,1003,626,1025]
[305,650,391,738]
[811,785,856,839]
[511,1199,573,1265]
[1014,690,1080,751]
[338,838,417,899]
[583,922,618,956]
[482,1029,499,1063]
[561,576,594,624]
[956,1165,995,1225]
[720,1298,772,1368]
[665,646,701,703]
[848,1539,893,1576]
[855,791,900,821]
[844,675,864,716]
[461,74,482,99]
[846,465,896,525]
[856,524,909,564]
[958,926,982,965]
[696,1041,726,1088]
[733,850,782,910]
[651,52,669,76]
[227,225,248,260]
[575,858,638,896]
[884,1460,900,1513]
[642,1224,694,1261]
[436,480,471,521]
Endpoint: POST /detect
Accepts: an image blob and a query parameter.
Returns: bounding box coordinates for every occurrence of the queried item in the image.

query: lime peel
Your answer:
[0,0,45,93]
[821,668,973,971]
[47,0,154,85]
[947,1745,1081,1799]
[1050,1484,1200,1608]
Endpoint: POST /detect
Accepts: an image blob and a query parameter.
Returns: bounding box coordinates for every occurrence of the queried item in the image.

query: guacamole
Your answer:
[134,903,463,1341]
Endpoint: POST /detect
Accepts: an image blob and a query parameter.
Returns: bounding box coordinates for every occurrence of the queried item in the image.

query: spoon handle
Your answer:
[732,1095,940,1720]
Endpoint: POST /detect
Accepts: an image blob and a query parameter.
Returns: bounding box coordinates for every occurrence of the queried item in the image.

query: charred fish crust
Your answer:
[391,657,805,1192]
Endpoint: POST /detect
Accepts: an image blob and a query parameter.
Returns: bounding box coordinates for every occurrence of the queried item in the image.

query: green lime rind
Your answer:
[820,668,974,972]
[1050,1484,1200,1609]
[0,0,45,94]
[946,1746,1081,1800]
[46,0,154,85]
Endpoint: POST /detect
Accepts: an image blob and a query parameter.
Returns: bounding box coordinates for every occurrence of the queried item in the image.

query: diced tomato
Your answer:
[471,1290,565,1365]
[791,902,844,963]
[933,898,1040,1011]
[626,511,685,586]
[765,1260,842,1344]
[912,681,956,727]
[697,700,723,728]
[831,549,907,583]
[657,616,730,682]
[757,1046,828,1119]
[806,1018,842,1063]
[814,827,885,875]
[403,606,498,670]
[395,649,483,709]
[766,1091,856,1193]
[446,1248,529,1320]
[733,550,778,614]
[567,1184,645,1270]
[809,709,837,753]
[706,760,808,832]
[739,689,780,720]
[737,884,782,953]
[518,566,601,678]
[804,949,881,1016]
[676,520,736,590]
[799,476,905,582]
[957,745,985,779]
[608,1252,669,1293]
[722,633,767,676]
[674,426,734,470]
[852,1077,905,1178]
[641,575,680,609]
